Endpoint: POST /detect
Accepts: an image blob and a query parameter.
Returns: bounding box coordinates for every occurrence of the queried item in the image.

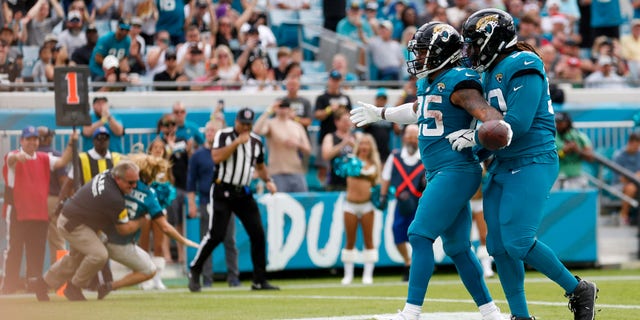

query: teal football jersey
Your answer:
[107,181,164,245]
[415,67,482,174]
[482,51,557,160]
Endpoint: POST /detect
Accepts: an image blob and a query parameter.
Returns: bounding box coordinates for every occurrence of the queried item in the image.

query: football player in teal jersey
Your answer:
[454,8,598,320]
[351,22,510,320]
[100,154,198,298]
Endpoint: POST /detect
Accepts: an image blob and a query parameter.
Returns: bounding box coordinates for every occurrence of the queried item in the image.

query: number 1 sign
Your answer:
[54,66,92,126]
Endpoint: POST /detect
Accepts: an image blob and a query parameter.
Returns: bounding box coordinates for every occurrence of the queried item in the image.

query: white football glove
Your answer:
[500,120,513,148]
[446,129,477,151]
[350,101,382,127]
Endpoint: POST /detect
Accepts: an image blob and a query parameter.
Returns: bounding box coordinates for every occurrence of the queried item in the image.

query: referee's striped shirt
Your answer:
[213,127,265,187]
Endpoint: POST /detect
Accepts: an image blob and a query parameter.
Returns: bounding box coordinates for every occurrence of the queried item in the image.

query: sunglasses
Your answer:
[125,179,138,186]
[173,110,186,114]
[162,121,176,127]
[94,134,109,141]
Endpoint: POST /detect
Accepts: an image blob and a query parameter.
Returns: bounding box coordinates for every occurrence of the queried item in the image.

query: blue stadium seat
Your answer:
[20,46,40,78]
[300,60,325,74]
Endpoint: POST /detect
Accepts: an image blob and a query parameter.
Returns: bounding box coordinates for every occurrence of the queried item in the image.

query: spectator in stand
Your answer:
[337,2,373,44]
[590,0,624,40]
[339,133,381,285]
[361,88,399,164]
[620,19,640,85]
[612,131,640,226]
[21,0,64,47]
[0,26,21,61]
[238,8,277,49]
[214,44,242,88]
[237,26,273,72]
[153,49,189,91]
[31,45,54,91]
[214,15,243,58]
[331,53,358,83]
[129,17,146,56]
[314,69,353,186]
[191,59,224,91]
[591,36,627,77]
[253,98,312,193]
[394,5,419,41]
[36,127,68,267]
[445,0,471,30]
[156,0,185,45]
[186,120,241,287]
[67,0,93,25]
[275,0,310,10]
[89,19,131,80]
[185,0,217,34]
[177,25,212,63]
[0,38,21,90]
[182,43,207,81]
[122,0,158,46]
[128,31,146,76]
[281,76,313,129]
[242,55,276,92]
[71,24,98,65]
[554,57,585,86]
[0,126,76,296]
[517,13,543,47]
[584,55,629,88]
[57,10,86,58]
[365,20,404,81]
[145,31,171,78]
[322,0,346,32]
[431,4,448,23]
[363,1,381,34]
[553,112,594,190]
[274,47,291,82]
[95,54,130,92]
[82,96,126,153]
[157,112,192,264]
[92,0,120,26]
[284,62,303,81]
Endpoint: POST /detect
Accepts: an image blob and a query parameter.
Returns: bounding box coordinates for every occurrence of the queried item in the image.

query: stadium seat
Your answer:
[20,46,40,78]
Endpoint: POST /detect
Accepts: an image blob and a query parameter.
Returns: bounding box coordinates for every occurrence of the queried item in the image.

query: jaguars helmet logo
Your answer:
[495,73,503,83]
[437,82,446,92]
[476,14,500,35]
[433,24,456,42]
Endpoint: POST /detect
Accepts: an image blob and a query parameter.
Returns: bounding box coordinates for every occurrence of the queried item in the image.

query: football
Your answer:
[478,120,510,150]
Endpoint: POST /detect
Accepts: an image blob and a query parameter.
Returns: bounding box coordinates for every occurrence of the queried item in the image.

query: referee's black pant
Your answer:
[189,183,267,284]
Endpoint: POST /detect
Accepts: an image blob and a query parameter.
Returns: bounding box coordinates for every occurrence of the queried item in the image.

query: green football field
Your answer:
[1,268,639,320]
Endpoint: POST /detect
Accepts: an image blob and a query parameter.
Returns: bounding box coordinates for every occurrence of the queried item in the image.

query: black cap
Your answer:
[236,107,255,124]
[93,96,108,103]
[165,49,177,59]
[279,99,291,107]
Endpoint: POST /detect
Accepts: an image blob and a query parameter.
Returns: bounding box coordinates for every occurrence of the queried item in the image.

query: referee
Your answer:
[188,107,279,292]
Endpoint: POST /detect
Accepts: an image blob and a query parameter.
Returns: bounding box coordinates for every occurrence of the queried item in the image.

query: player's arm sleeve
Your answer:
[503,72,543,140]
[383,102,418,124]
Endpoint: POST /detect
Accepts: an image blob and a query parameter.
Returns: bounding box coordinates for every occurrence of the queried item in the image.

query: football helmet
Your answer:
[461,8,517,73]
[406,22,462,79]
